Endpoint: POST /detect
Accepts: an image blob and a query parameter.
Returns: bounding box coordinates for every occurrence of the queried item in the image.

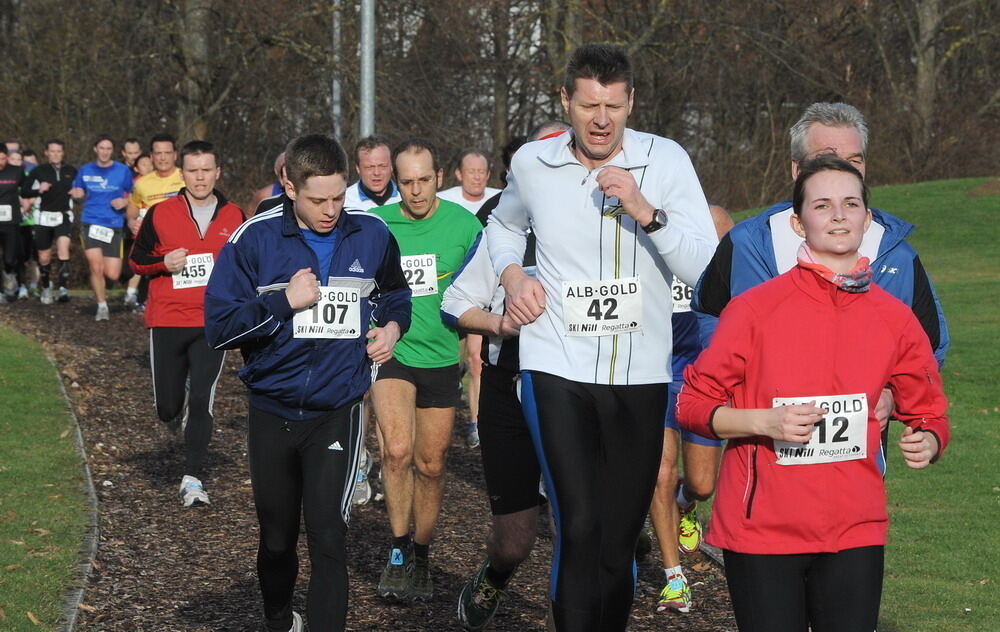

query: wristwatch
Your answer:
[641,208,668,234]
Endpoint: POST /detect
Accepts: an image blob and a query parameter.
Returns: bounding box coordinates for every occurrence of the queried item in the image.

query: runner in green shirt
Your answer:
[369,138,482,602]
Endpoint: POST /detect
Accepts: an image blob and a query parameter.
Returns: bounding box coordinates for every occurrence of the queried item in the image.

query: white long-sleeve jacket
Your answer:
[485,129,717,385]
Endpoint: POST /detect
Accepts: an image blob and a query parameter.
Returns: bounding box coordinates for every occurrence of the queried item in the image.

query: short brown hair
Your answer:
[563,44,633,97]
[284,135,349,188]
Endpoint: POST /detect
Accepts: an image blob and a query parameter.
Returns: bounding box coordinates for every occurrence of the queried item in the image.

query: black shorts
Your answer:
[33,216,73,251]
[478,365,541,515]
[80,222,124,258]
[374,357,461,408]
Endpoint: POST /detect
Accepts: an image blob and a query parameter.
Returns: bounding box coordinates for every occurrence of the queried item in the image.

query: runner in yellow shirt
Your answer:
[125,133,184,310]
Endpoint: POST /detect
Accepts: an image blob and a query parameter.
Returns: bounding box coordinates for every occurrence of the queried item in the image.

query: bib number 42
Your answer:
[586,297,618,320]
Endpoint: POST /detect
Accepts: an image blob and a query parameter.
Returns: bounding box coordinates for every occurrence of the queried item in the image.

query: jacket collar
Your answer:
[281,196,361,238]
[538,128,652,170]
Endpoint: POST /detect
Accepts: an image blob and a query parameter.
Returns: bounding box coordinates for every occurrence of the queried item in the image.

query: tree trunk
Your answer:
[180,0,212,140]
[913,0,941,156]
[492,0,511,156]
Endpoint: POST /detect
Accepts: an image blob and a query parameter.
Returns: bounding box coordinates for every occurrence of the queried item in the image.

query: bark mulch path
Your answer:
[2,298,736,631]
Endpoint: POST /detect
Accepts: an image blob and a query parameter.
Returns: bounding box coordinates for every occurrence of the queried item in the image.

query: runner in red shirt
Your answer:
[129,140,244,507]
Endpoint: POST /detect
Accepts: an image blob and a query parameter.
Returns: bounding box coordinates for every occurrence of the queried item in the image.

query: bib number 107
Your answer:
[307,302,350,325]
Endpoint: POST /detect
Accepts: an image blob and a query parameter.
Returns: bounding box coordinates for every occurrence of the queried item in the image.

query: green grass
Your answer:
[716,177,999,631]
[0,326,89,631]
[869,178,999,632]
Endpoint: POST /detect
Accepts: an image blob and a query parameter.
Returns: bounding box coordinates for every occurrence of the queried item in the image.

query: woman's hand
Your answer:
[899,426,939,469]
[756,402,826,443]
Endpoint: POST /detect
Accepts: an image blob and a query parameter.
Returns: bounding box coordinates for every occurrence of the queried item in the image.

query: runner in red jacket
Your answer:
[129,140,244,507]
[677,154,949,632]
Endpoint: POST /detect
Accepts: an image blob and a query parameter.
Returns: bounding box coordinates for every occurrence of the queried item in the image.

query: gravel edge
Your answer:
[47,354,101,632]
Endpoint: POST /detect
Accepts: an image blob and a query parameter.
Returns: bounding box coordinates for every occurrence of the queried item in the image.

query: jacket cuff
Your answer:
[263,290,295,322]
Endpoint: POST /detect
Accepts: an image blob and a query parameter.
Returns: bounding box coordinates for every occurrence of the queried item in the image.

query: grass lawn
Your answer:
[0,326,89,631]
[711,177,998,631]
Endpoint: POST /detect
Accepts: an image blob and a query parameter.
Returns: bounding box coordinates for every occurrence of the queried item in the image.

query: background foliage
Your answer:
[0,0,996,209]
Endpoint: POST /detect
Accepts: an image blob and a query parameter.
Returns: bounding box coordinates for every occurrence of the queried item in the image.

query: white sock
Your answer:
[665,565,684,580]
[676,481,694,510]
[98,301,108,308]
[126,287,137,297]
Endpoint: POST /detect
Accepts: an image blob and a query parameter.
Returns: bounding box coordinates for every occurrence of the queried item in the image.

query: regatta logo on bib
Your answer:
[562,277,642,337]
[772,393,868,465]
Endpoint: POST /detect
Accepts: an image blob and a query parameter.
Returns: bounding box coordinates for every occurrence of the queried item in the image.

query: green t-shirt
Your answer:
[371,199,482,368]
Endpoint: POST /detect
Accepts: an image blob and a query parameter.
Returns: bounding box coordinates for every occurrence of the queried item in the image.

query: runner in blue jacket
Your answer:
[205,134,410,632]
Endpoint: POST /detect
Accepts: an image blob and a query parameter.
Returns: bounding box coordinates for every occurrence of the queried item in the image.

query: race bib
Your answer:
[400,254,438,297]
[0,205,11,222]
[562,277,643,337]
[172,252,215,289]
[293,286,362,339]
[40,211,64,227]
[671,276,693,313]
[88,224,114,243]
[772,393,868,465]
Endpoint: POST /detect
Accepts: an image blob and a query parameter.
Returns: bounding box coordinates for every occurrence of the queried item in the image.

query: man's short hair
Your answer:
[563,44,633,97]
[123,137,141,147]
[789,103,869,164]
[180,140,218,166]
[353,134,393,163]
[529,120,571,140]
[150,133,177,150]
[4,139,22,150]
[454,149,490,172]
[0,145,7,155]
[284,134,349,188]
[23,149,36,160]
[45,138,65,149]
[792,154,869,215]
[93,134,115,147]
[392,138,440,174]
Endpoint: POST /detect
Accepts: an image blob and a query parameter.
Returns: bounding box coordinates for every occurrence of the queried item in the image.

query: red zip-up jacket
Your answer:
[678,264,949,555]
[129,189,244,328]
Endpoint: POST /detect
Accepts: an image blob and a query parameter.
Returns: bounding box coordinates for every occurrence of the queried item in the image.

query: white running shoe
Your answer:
[17,285,28,300]
[95,303,110,321]
[179,475,210,507]
[124,292,138,307]
[289,611,303,632]
[40,286,53,305]
[352,447,373,505]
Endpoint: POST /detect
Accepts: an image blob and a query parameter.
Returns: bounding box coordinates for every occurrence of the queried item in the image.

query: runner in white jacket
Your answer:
[484,44,717,631]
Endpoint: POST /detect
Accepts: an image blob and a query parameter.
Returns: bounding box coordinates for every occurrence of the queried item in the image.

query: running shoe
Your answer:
[124,292,138,308]
[17,285,28,300]
[457,560,508,631]
[28,285,40,299]
[57,287,70,303]
[409,555,433,601]
[352,468,372,506]
[465,422,480,449]
[40,286,53,305]
[95,303,110,321]
[377,546,412,599]
[179,475,210,507]
[678,503,702,553]
[1,272,16,297]
[132,302,146,314]
[289,611,303,632]
[656,573,692,614]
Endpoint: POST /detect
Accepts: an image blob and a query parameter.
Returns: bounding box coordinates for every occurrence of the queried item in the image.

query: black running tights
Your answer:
[149,327,225,475]
[520,371,666,632]
[248,403,364,632]
[723,545,884,632]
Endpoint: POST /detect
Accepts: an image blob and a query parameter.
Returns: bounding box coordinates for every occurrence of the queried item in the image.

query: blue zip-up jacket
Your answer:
[693,201,949,366]
[205,195,411,419]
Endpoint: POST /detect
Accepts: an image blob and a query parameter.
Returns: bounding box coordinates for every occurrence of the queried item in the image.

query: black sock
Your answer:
[412,541,429,561]
[392,534,411,551]
[39,263,51,288]
[58,259,70,288]
[485,562,516,588]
